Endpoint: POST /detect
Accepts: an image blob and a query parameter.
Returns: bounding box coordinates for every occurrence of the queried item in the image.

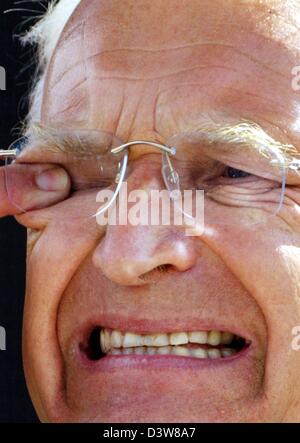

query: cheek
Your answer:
[205,225,300,362]
[208,225,300,308]
[22,215,104,418]
[23,213,104,347]
[205,224,300,400]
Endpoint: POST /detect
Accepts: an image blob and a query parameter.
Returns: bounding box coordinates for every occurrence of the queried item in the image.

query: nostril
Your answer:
[158,264,174,273]
[139,263,176,282]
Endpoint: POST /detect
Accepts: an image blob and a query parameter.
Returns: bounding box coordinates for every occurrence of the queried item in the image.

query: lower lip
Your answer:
[79,346,251,372]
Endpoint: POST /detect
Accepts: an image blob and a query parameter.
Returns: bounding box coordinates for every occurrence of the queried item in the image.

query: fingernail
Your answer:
[35,168,70,192]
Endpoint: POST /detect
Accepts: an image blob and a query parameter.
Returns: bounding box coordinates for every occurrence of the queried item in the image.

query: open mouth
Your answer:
[81,327,249,361]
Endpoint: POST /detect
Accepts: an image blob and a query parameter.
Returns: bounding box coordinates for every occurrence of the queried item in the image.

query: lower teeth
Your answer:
[109,345,237,358]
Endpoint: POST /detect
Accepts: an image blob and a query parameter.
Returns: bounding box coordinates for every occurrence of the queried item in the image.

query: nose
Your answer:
[93,224,197,285]
[92,161,197,286]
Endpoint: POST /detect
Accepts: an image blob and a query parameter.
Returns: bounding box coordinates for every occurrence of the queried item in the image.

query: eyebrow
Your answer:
[26,123,116,157]
[26,119,299,167]
[174,118,299,167]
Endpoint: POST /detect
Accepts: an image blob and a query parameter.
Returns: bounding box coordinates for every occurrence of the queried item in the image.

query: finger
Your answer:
[0,163,71,217]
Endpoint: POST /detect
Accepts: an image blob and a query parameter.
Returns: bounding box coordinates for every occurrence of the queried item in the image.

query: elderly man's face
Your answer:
[17,0,300,422]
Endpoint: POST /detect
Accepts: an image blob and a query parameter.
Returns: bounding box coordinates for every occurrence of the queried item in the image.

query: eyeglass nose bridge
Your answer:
[111,140,179,188]
[95,140,178,218]
[111,140,176,156]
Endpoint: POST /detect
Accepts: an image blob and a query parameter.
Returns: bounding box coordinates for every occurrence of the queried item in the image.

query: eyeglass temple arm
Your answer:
[0,149,17,160]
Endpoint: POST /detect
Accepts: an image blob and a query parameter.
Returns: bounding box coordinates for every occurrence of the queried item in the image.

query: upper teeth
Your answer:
[100,329,236,357]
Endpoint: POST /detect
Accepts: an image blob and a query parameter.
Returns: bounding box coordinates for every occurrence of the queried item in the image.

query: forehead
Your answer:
[41,0,300,148]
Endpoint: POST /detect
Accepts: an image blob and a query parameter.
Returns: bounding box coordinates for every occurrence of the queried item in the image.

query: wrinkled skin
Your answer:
[16,0,300,422]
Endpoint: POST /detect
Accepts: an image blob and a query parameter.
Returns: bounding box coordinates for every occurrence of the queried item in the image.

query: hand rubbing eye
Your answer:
[224,167,251,178]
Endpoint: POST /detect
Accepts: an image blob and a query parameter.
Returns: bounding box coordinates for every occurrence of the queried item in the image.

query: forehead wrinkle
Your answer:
[86,64,236,83]
[48,60,87,92]
[45,27,296,120]
[78,39,293,81]
[153,59,300,142]
[42,0,300,148]
[42,71,88,123]
[45,20,86,88]
[42,14,90,123]
[74,28,294,56]
[47,0,299,86]
[65,42,292,83]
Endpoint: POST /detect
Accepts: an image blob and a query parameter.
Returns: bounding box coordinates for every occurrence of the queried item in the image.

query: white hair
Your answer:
[22,0,81,127]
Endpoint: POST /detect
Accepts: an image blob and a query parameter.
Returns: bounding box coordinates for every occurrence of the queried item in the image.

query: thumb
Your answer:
[0,163,71,217]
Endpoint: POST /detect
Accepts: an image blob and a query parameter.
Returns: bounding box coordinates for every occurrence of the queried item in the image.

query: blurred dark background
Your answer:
[0,0,52,423]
